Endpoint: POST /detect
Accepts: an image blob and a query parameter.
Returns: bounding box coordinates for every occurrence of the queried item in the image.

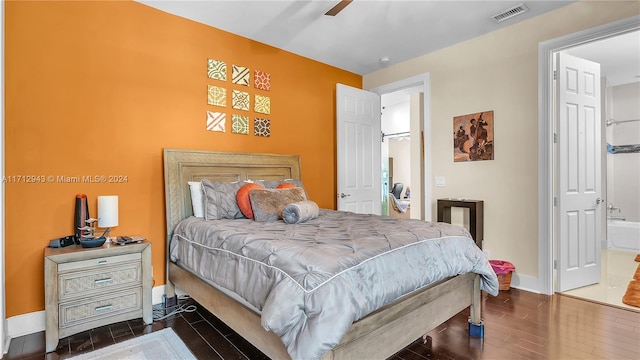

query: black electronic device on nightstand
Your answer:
[49,235,75,248]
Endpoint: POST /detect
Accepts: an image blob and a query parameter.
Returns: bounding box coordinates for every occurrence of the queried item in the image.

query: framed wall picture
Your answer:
[453,110,494,162]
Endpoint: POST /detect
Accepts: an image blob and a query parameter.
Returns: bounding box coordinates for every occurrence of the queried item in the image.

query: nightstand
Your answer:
[437,199,484,248]
[44,241,152,353]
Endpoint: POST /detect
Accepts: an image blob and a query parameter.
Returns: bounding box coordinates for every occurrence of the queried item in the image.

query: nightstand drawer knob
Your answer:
[94,278,113,285]
[95,305,112,313]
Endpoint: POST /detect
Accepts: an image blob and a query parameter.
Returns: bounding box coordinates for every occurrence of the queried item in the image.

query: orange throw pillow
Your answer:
[237,183,264,219]
[277,182,296,189]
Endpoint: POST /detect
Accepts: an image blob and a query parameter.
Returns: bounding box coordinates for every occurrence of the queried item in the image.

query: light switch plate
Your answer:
[435,176,446,187]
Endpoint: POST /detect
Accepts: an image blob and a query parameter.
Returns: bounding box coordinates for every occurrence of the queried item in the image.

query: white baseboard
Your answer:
[510,272,540,293]
[7,285,167,340]
[7,311,44,339]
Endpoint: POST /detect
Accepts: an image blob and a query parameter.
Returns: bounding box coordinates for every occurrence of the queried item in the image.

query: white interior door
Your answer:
[336,83,381,214]
[556,53,602,292]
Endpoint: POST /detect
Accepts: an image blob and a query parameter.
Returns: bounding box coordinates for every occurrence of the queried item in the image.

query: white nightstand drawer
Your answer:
[58,261,142,301]
[59,287,143,329]
[58,253,141,272]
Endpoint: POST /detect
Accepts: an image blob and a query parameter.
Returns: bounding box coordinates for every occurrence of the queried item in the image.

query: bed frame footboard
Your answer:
[169,263,480,360]
[169,263,291,359]
[321,272,479,360]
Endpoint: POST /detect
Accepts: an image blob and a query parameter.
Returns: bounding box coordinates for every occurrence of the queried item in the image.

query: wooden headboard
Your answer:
[163,149,302,244]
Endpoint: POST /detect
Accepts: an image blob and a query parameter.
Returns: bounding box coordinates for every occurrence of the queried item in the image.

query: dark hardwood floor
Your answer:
[4,289,640,360]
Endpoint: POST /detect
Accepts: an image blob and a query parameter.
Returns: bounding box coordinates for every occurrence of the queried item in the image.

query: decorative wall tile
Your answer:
[206,111,226,132]
[254,118,270,137]
[254,70,271,91]
[232,65,250,86]
[207,85,226,107]
[207,59,227,81]
[254,94,271,115]
[232,90,250,111]
[232,114,249,135]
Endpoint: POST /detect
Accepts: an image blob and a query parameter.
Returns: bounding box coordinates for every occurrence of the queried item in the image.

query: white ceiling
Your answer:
[137,0,576,75]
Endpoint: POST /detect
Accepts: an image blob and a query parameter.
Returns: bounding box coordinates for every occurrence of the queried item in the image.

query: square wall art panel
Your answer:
[207,59,227,81]
[232,90,250,111]
[232,114,249,135]
[254,70,271,91]
[207,85,226,107]
[254,118,270,137]
[232,65,250,86]
[254,94,271,115]
[206,111,226,132]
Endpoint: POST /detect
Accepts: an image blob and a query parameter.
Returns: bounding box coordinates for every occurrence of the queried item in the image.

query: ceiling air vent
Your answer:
[490,3,529,23]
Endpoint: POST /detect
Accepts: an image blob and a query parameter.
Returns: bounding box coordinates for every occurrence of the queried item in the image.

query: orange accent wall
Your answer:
[4,1,361,317]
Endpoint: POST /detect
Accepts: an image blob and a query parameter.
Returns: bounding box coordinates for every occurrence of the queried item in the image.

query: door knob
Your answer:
[339,193,351,198]
[595,197,602,205]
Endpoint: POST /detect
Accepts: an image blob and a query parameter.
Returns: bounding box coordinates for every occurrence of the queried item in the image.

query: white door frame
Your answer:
[369,73,432,220]
[537,15,640,295]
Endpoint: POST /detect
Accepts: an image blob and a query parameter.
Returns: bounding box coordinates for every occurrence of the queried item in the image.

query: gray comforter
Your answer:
[170,210,499,360]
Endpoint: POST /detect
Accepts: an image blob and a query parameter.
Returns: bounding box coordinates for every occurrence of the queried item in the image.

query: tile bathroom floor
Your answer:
[561,248,639,312]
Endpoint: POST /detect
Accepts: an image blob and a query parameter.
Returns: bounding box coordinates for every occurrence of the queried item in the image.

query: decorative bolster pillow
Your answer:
[282,200,319,224]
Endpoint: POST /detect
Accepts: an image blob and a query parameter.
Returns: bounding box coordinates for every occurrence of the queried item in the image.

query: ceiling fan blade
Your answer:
[324,0,353,16]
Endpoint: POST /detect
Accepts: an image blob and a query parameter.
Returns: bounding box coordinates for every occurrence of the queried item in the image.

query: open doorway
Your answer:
[538,16,639,310]
[371,73,431,221]
[381,86,421,219]
[557,30,640,311]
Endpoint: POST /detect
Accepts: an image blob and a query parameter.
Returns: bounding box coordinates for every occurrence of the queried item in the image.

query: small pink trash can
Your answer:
[489,260,515,291]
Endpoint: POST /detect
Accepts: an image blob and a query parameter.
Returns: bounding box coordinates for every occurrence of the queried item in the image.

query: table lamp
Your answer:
[98,195,119,241]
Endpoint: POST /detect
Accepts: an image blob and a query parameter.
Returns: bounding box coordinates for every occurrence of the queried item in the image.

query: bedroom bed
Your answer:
[163,148,498,360]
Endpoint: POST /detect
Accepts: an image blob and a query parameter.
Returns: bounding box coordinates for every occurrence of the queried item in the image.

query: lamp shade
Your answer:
[97,195,119,228]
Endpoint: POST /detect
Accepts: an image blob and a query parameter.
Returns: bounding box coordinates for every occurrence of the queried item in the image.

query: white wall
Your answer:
[607,81,640,222]
[364,1,640,289]
[381,101,409,134]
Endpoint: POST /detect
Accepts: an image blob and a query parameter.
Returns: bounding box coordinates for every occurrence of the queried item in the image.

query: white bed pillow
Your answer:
[188,181,204,218]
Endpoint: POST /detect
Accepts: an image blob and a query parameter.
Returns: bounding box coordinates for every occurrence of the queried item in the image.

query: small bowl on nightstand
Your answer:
[79,236,106,248]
